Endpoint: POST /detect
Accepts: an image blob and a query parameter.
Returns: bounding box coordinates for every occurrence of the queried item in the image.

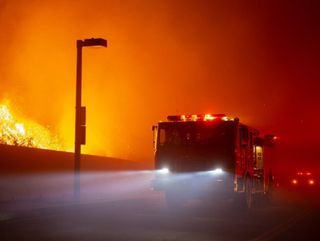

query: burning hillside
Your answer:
[0,101,62,150]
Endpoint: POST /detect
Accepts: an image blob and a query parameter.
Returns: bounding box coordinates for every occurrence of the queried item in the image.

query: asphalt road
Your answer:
[1,186,318,241]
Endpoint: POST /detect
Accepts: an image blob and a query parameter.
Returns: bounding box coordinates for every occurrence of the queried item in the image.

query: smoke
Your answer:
[0,170,156,203]
[0,1,319,165]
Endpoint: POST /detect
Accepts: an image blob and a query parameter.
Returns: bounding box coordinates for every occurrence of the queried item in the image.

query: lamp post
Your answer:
[74,38,107,201]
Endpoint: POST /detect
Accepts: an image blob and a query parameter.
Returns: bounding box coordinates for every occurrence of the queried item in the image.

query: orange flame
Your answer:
[0,102,63,150]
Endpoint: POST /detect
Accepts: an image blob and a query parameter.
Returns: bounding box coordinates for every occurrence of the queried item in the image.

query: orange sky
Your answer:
[0,0,319,165]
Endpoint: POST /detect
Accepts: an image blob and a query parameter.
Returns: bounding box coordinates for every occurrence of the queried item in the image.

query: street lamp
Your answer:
[74,38,107,201]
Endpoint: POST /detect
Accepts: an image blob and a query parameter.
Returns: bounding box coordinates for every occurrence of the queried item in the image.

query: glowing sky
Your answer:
[0,0,319,165]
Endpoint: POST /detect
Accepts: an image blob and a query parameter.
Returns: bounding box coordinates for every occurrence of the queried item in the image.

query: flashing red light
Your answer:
[292,179,298,184]
[296,172,311,176]
[167,114,227,122]
[204,114,216,121]
[191,114,199,121]
[309,179,315,185]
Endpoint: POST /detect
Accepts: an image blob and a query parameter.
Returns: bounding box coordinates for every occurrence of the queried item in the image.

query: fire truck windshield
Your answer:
[156,121,236,172]
[158,121,235,148]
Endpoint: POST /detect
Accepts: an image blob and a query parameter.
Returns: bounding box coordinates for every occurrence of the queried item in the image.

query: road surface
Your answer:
[0,172,319,241]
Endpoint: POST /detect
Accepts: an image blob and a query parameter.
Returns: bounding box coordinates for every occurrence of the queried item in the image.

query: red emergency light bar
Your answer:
[167,114,229,122]
[297,172,312,176]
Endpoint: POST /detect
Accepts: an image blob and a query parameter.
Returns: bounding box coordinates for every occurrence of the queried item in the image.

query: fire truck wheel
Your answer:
[245,176,253,209]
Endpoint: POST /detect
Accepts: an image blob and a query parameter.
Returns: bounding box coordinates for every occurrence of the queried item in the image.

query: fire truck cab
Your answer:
[152,114,275,209]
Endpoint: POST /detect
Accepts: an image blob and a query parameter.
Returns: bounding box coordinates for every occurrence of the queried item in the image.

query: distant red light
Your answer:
[309,179,315,185]
[292,179,298,184]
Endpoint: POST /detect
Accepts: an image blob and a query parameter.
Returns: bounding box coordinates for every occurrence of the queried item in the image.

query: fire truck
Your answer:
[152,114,275,208]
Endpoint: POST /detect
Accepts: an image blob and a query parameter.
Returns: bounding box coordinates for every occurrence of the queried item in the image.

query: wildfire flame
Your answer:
[0,102,62,150]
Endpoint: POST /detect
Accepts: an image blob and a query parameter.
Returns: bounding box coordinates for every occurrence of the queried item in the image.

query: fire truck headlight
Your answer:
[158,167,170,174]
[209,168,223,175]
